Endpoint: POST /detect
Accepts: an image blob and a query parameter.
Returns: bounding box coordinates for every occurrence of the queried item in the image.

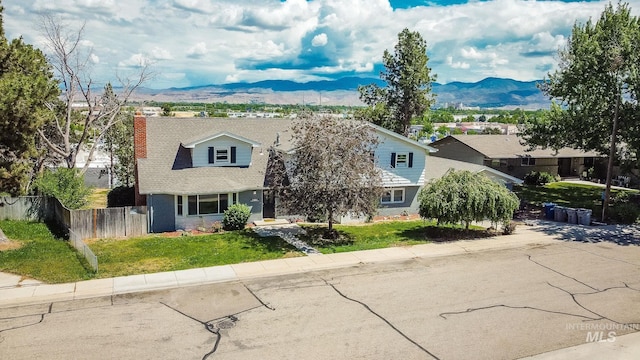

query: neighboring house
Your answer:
[133,116,437,232]
[425,156,523,189]
[429,135,601,179]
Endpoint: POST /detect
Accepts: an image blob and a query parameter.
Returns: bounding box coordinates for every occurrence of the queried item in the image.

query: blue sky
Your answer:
[3,0,638,89]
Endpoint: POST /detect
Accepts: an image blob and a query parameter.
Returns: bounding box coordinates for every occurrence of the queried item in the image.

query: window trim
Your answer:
[177,193,237,216]
[381,188,405,204]
[521,157,536,166]
[215,147,230,163]
[395,152,409,168]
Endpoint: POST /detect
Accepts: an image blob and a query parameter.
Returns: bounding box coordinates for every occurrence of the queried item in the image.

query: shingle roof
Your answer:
[137,117,294,195]
[439,135,600,159]
[426,156,523,184]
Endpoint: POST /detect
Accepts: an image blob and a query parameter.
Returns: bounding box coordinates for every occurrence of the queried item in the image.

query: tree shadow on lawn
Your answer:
[242,231,300,253]
[299,227,354,247]
[413,226,498,243]
[302,224,498,246]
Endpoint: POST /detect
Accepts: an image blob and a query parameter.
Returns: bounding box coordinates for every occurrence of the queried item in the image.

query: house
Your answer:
[425,156,523,189]
[133,116,437,232]
[429,135,602,179]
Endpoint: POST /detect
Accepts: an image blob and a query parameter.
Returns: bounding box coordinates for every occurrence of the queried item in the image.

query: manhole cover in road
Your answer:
[216,320,236,330]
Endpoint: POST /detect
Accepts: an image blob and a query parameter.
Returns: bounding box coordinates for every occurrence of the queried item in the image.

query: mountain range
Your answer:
[133,77,550,109]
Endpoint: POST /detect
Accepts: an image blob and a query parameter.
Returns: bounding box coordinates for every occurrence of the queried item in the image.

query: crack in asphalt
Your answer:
[243,283,276,311]
[439,254,640,330]
[526,255,598,291]
[0,303,52,334]
[160,283,275,360]
[439,303,601,321]
[322,278,441,360]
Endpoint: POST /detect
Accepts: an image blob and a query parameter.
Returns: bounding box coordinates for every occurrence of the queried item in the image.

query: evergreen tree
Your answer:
[357,28,436,136]
[0,2,60,195]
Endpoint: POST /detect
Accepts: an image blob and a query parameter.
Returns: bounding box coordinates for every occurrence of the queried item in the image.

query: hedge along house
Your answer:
[134,115,439,232]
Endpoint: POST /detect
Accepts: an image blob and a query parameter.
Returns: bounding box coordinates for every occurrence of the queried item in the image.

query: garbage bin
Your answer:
[554,206,566,222]
[566,208,578,224]
[543,203,556,220]
[577,208,592,226]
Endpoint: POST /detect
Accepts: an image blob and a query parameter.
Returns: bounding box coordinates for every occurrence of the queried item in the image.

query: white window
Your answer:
[216,148,229,163]
[395,153,408,168]
[180,193,236,216]
[521,157,536,166]
[381,188,405,204]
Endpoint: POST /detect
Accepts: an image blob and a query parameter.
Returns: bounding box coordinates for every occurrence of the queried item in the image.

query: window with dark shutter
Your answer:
[408,152,414,168]
[230,146,237,164]
[391,152,396,168]
[208,147,214,164]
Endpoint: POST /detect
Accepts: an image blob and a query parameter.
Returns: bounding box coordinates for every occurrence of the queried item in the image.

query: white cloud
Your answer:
[90,53,100,64]
[118,53,150,68]
[311,33,328,47]
[447,56,470,69]
[4,0,640,88]
[187,42,208,58]
[150,47,173,61]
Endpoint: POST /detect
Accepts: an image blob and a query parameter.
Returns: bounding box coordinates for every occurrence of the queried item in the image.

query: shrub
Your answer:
[222,204,251,230]
[609,203,640,224]
[33,168,91,209]
[419,170,520,229]
[524,171,558,186]
[107,186,135,207]
[502,220,517,235]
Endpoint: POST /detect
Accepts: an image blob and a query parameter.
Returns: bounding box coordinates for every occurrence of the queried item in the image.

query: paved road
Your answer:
[1,236,639,359]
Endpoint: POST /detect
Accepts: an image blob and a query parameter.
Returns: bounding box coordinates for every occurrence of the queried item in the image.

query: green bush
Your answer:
[609,203,640,224]
[107,186,135,207]
[524,171,558,186]
[222,204,251,230]
[33,168,92,209]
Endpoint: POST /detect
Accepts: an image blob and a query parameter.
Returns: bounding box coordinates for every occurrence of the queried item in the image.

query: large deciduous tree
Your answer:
[357,28,436,136]
[418,170,519,229]
[268,116,383,234]
[520,2,640,220]
[37,15,151,172]
[0,3,60,195]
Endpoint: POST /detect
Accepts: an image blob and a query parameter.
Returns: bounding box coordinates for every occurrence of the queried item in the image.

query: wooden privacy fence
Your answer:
[0,196,148,272]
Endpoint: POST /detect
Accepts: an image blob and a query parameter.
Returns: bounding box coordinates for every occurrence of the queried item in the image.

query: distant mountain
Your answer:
[134,77,549,109]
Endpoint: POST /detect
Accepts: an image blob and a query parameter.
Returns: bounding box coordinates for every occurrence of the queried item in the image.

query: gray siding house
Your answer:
[429,135,601,179]
[134,116,438,232]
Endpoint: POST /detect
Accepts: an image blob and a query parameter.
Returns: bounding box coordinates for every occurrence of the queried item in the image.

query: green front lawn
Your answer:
[0,220,300,283]
[515,181,638,210]
[301,220,489,254]
[89,231,300,278]
[0,220,92,283]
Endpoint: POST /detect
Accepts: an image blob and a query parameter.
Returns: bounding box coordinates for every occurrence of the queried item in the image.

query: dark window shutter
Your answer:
[208,147,214,164]
[408,152,414,168]
[230,146,237,163]
[391,152,396,168]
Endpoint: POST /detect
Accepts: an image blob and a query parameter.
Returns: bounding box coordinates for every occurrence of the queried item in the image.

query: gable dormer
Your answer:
[182,132,261,168]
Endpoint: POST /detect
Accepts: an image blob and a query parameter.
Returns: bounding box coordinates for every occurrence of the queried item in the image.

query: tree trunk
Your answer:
[328,209,334,233]
[602,94,620,222]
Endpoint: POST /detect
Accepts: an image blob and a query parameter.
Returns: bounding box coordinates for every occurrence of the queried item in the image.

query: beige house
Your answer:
[429,135,602,179]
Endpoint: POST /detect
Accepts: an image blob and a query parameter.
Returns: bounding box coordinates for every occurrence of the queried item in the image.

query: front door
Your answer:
[558,158,572,177]
[263,190,276,219]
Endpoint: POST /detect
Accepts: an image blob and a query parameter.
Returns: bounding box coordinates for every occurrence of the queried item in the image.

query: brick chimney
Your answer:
[133,114,147,206]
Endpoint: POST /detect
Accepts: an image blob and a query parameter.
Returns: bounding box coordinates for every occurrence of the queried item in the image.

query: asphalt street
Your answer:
[1,236,639,360]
